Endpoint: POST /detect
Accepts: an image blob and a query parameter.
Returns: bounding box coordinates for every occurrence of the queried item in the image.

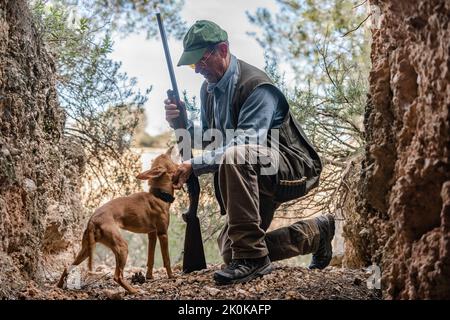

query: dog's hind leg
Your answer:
[57,267,71,288]
[57,232,91,288]
[113,240,137,293]
[146,231,157,279]
[103,226,137,293]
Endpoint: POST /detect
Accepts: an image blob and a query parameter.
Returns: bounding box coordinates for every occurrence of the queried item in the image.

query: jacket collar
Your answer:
[206,55,237,94]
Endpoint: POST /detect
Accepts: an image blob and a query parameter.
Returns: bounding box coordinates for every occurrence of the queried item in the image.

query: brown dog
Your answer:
[57,148,178,293]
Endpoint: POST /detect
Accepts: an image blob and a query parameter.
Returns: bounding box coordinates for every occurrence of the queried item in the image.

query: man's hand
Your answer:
[173,161,193,189]
[164,99,187,128]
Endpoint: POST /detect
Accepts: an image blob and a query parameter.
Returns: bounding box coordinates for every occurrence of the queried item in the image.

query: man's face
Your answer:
[193,45,227,83]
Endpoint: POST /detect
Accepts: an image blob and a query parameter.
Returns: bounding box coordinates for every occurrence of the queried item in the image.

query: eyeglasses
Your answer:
[189,48,215,69]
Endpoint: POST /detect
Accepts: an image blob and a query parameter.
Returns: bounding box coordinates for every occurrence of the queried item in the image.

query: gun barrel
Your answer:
[156,12,180,103]
[156,11,207,273]
[156,12,189,150]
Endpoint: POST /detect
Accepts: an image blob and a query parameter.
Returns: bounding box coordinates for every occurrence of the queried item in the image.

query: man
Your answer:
[164,20,335,285]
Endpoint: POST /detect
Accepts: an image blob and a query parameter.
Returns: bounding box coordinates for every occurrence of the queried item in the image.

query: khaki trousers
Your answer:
[216,145,320,264]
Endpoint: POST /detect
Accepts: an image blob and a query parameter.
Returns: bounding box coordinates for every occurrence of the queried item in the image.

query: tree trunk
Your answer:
[349,0,450,299]
[0,0,85,298]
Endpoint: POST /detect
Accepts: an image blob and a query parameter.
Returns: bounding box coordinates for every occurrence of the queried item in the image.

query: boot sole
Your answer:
[214,263,273,285]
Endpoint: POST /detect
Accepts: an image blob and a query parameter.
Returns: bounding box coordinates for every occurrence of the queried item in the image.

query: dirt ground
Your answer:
[17,263,381,300]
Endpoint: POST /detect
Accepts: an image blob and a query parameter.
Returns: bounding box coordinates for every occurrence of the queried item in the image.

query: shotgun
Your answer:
[156,11,207,273]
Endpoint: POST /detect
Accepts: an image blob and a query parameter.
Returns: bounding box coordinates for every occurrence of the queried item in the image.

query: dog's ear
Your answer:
[165,145,174,156]
[166,145,182,164]
[136,166,166,180]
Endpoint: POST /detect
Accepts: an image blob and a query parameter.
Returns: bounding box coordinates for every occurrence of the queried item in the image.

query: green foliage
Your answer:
[54,0,187,39]
[30,0,187,209]
[182,90,200,122]
[31,0,149,206]
[248,0,370,82]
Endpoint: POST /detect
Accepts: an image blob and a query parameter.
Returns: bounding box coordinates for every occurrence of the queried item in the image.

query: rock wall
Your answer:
[349,0,450,299]
[0,0,85,298]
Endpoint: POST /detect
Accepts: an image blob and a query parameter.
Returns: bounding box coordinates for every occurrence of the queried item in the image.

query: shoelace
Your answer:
[227,260,242,270]
[231,259,259,270]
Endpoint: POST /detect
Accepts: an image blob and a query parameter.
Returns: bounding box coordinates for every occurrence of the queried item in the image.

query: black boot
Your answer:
[308,214,335,270]
[214,256,273,285]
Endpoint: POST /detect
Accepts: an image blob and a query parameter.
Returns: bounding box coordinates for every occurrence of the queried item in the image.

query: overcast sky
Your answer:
[109,0,278,135]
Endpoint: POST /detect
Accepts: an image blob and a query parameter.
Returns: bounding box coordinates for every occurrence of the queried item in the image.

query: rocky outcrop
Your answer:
[0,0,85,298]
[347,0,450,299]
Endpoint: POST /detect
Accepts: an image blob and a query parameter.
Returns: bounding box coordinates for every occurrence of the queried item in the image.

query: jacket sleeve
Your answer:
[191,86,280,176]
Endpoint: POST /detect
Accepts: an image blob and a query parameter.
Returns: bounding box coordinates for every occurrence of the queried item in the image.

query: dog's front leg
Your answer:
[157,232,173,278]
[146,231,157,279]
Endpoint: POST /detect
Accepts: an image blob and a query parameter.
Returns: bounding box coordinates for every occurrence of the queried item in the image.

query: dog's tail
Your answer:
[85,221,96,271]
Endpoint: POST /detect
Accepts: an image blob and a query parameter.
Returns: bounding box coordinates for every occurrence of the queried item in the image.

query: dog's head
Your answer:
[136,146,179,190]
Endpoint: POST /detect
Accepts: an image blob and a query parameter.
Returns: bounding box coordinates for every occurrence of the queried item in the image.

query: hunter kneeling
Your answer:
[165,20,335,285]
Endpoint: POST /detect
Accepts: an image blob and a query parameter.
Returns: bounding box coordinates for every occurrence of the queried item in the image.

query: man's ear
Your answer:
[217,42,228,58]
[136,166,166,180]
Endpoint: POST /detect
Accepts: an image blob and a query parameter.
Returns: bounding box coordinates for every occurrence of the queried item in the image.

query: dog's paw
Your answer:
[125,287,140,295]
[145,272,153,280]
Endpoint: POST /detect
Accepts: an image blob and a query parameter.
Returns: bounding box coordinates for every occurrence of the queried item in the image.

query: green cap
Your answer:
[177,20,228,66]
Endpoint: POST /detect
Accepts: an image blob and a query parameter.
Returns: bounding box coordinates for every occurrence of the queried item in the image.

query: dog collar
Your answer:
[152,188,175,203]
